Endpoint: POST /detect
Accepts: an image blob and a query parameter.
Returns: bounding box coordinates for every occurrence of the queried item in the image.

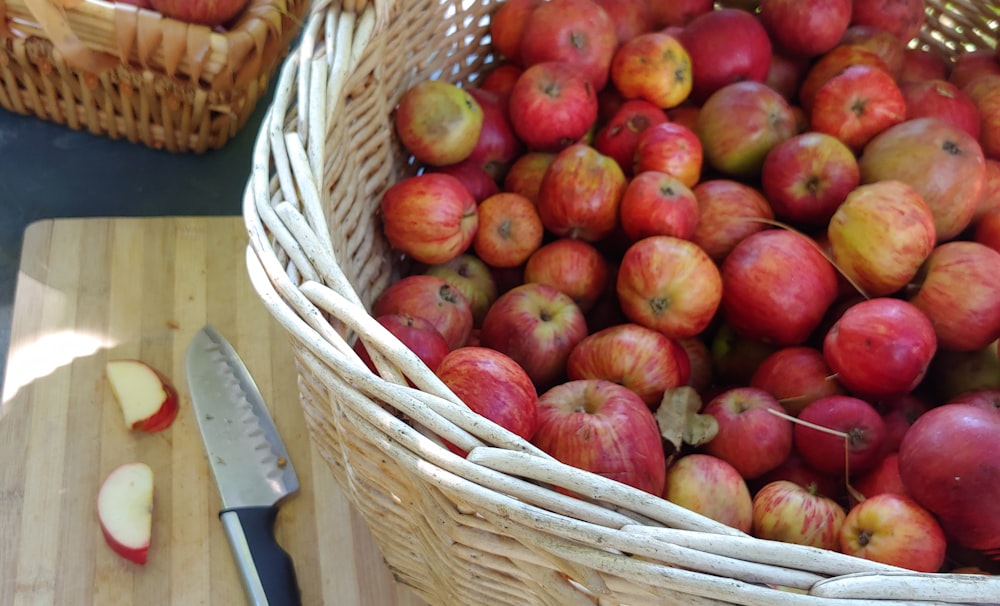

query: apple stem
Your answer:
[733,216,871,299]
[765,406,849,439]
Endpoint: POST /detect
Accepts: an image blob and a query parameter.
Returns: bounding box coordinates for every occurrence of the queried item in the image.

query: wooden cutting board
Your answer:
[0,217,427,606]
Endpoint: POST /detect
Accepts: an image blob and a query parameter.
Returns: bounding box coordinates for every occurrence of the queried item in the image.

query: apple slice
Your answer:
[97,462,154,565]
[105,359,179,432]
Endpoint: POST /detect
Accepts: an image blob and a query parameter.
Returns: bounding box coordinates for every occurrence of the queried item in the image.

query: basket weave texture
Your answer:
[244,0,1000,604]
[1,0,309,152]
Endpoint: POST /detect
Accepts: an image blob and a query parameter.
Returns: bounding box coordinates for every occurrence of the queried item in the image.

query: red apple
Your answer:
[425,253,498,328]
[479,63,523,102]
[533,379,667,495]
[97,462,154,565]
[950,49,1000,91]
[436,346,539,452]
[473,192,544,269]
[974,208,1000,253]
[380,173,478,265]
[859,117,986,242]
[899,47,950,85]
[592,0,655,45]
[948,388,1000,412]
[650,0,713,28]
[479,282,589,390]
[826,180,937,297]
[466,88,524,182]
[840,24,908,80]
[758,0,852,58]
[632,121,703,188]
[902,79,981,140]
[354,314,451,378]
[751,479,847,551]
[701,387,794,480]
[877,393,931,455]
[519,0,618,91]
[676,8,772,104]
[566,322,686,409]
[689,179,774,263]
[677,336,713,394]
[852,452,909,499]
[503,151,556,204]
[764,51,810,102]
[907,241,1000,351]
[823,298,937,399]
[618,171,699,242]
[794,395,887,477]
[489,0,545,65]
[898,403,1000,552]
[609,31,693,109]
[663,454,753,532]
[962,74,1000,161]
[696,81,799,179]
[720,229,839,347]
[149,0,248,26]
[508,62,598,152]
[592,99,670,177]
[839,493,947,572]
[431,160,500,203]
[105,360,179,433]
[523,238,610,314]
[394,80,484,167]
[536,143,627,242]
[750,346,845,417]
[372,274,474,351]
[760,131,860,227]
[974,159,1000,221]
[616,235,723,339]
[810,63,906,152]
[849,0,925,43]
[798,45,890,114]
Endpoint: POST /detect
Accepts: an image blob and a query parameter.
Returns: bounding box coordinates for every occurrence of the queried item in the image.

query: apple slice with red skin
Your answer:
[97,462,154,565]
[105,360,179,433]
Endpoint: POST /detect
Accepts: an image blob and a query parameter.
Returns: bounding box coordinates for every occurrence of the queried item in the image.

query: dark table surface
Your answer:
[0,89,274,390]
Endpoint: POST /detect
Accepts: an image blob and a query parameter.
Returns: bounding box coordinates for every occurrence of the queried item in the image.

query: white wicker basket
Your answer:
[243,0,1000,603]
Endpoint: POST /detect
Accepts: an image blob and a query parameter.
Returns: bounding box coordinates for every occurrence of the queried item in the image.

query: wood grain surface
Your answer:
[0,217,426,606]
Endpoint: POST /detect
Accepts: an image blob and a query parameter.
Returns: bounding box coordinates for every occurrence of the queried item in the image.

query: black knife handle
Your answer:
[220,507,302,606]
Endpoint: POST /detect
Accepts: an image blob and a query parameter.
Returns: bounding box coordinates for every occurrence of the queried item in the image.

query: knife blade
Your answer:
[186,325,302,606]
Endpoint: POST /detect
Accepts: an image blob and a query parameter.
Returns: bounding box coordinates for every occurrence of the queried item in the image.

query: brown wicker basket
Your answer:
[244,0,1000,603]
[0,0,309,152]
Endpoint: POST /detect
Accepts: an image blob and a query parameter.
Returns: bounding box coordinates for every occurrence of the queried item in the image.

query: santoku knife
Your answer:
[186,325,302,605]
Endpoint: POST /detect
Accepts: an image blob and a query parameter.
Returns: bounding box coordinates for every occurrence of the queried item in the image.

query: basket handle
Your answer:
[21,0,120,73]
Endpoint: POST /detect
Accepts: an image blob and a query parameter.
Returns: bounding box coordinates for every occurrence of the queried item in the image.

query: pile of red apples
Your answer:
[367,0,1000,575]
